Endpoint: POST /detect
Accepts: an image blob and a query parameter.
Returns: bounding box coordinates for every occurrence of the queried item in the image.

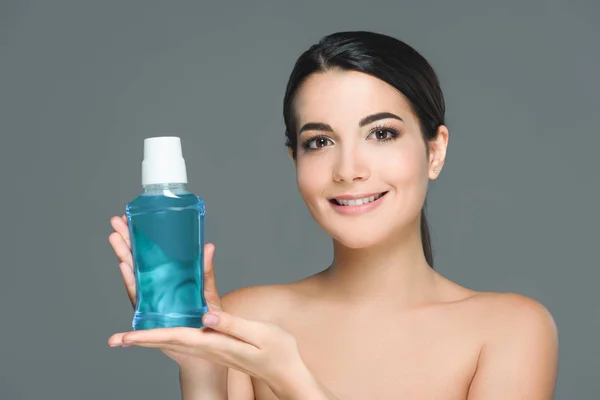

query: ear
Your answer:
[428,125,449,180]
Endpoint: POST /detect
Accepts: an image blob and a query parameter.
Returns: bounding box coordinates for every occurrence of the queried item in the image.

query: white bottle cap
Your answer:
[142,136,188,185]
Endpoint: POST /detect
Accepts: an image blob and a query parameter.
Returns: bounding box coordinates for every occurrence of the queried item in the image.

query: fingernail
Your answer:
[109,343,121,347]
[203,313,219,327]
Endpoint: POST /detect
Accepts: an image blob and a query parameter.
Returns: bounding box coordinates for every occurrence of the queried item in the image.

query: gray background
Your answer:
[1,0,598,399]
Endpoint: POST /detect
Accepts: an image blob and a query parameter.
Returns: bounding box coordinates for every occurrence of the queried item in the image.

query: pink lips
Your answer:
[329,191,388,215]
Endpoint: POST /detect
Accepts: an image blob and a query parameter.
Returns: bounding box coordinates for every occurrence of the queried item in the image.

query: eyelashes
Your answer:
[301,135,331,150]
[367,124,401,142]
[300,124,401,151]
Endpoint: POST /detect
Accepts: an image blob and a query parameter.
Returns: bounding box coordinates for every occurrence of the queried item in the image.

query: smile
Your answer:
[328,191,388,215]
[331,192,387,206]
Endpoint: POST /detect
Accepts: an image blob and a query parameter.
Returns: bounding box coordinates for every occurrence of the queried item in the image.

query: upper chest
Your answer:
[254,303,481,400]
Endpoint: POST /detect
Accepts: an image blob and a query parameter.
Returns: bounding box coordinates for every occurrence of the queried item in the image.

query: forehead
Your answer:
[293,70,414,125]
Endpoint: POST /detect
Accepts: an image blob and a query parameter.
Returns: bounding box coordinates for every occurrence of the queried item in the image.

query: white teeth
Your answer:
[336,193,384,206]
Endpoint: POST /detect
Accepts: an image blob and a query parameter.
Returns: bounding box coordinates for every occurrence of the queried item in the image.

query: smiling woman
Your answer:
[108,31,558,400]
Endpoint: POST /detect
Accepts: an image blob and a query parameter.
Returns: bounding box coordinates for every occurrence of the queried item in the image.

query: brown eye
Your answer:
[302,136,333,150]
[315,138,328,147]
[367,127,400,142]
[374,129,388,140]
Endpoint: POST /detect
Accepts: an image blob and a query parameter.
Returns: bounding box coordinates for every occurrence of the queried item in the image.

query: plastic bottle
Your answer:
[126,136,208,330]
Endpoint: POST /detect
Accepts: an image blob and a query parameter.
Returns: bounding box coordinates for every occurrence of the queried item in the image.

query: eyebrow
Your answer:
[298,112,403,135]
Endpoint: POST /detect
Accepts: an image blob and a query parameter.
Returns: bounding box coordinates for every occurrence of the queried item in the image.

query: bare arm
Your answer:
[222,289,256,399]
[228,368,255,399]
[266,361,341,400]
[467,294,559,399]
[177,288,256,400]
[177,350,255,400]
[179,364,227,400]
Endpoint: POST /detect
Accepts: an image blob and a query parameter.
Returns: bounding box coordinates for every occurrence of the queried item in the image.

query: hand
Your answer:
[108,307,308,394]
[108,214,338,399]
[107,214,223,369]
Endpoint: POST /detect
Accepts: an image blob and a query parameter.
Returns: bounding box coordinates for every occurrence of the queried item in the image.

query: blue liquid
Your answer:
[126,188,208,330]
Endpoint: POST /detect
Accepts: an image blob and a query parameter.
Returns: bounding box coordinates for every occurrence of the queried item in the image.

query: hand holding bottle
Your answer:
[108,214,337,398]
[108,214,223,369]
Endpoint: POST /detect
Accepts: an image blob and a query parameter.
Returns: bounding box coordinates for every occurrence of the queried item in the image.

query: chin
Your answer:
[335,237,380,249]
[328,227,391,249]
[308,206,401,249]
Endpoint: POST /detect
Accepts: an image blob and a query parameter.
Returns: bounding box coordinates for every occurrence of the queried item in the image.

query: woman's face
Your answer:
[292,70,442,249]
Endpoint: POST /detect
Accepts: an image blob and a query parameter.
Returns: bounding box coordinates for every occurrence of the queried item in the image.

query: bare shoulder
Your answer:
[467,291,558,337]
[220,282,299,321]
[463,292,559,399]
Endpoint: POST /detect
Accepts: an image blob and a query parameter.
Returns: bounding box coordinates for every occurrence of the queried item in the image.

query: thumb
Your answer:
[203,243,222,311]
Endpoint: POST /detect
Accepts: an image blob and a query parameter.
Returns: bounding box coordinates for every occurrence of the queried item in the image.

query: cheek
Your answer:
[378,145,428,185]
[295,156,328,203]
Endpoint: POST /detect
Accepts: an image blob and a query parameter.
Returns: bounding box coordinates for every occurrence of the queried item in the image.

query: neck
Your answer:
[317,218,441,309]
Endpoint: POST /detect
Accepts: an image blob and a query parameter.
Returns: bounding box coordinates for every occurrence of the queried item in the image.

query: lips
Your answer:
[329,191,388,206]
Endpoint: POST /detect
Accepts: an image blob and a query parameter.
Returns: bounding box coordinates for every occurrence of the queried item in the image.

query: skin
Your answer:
[108,70,558,399]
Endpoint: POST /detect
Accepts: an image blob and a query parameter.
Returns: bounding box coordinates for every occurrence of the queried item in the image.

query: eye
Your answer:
[367,126,400,142]
[302,136,333,150]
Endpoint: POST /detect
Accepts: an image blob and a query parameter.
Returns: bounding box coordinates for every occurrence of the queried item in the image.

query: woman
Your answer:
[108,31,558,399]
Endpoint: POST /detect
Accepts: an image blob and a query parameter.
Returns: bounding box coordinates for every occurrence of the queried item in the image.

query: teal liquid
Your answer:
[126,187,208,330]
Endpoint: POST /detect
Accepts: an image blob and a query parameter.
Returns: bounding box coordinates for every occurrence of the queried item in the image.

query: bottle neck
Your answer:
[142,182,188,195]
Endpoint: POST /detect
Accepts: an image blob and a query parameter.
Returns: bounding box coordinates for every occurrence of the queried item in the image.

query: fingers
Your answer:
[108,231,134,267]
[108,332,127,347]
[203,243,222,311]
[110,215,131,249]
[113,327,259,357]
[121,327,199,346]
[201,311,268,348]
[109,214,136,308]
[119,262,136,308]
[109,328,213,347]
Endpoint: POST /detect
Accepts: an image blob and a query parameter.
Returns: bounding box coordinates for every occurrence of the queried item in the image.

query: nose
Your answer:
[332,145,370,183]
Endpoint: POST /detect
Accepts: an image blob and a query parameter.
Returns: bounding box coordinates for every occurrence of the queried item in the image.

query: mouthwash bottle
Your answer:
[126,136,209,330]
